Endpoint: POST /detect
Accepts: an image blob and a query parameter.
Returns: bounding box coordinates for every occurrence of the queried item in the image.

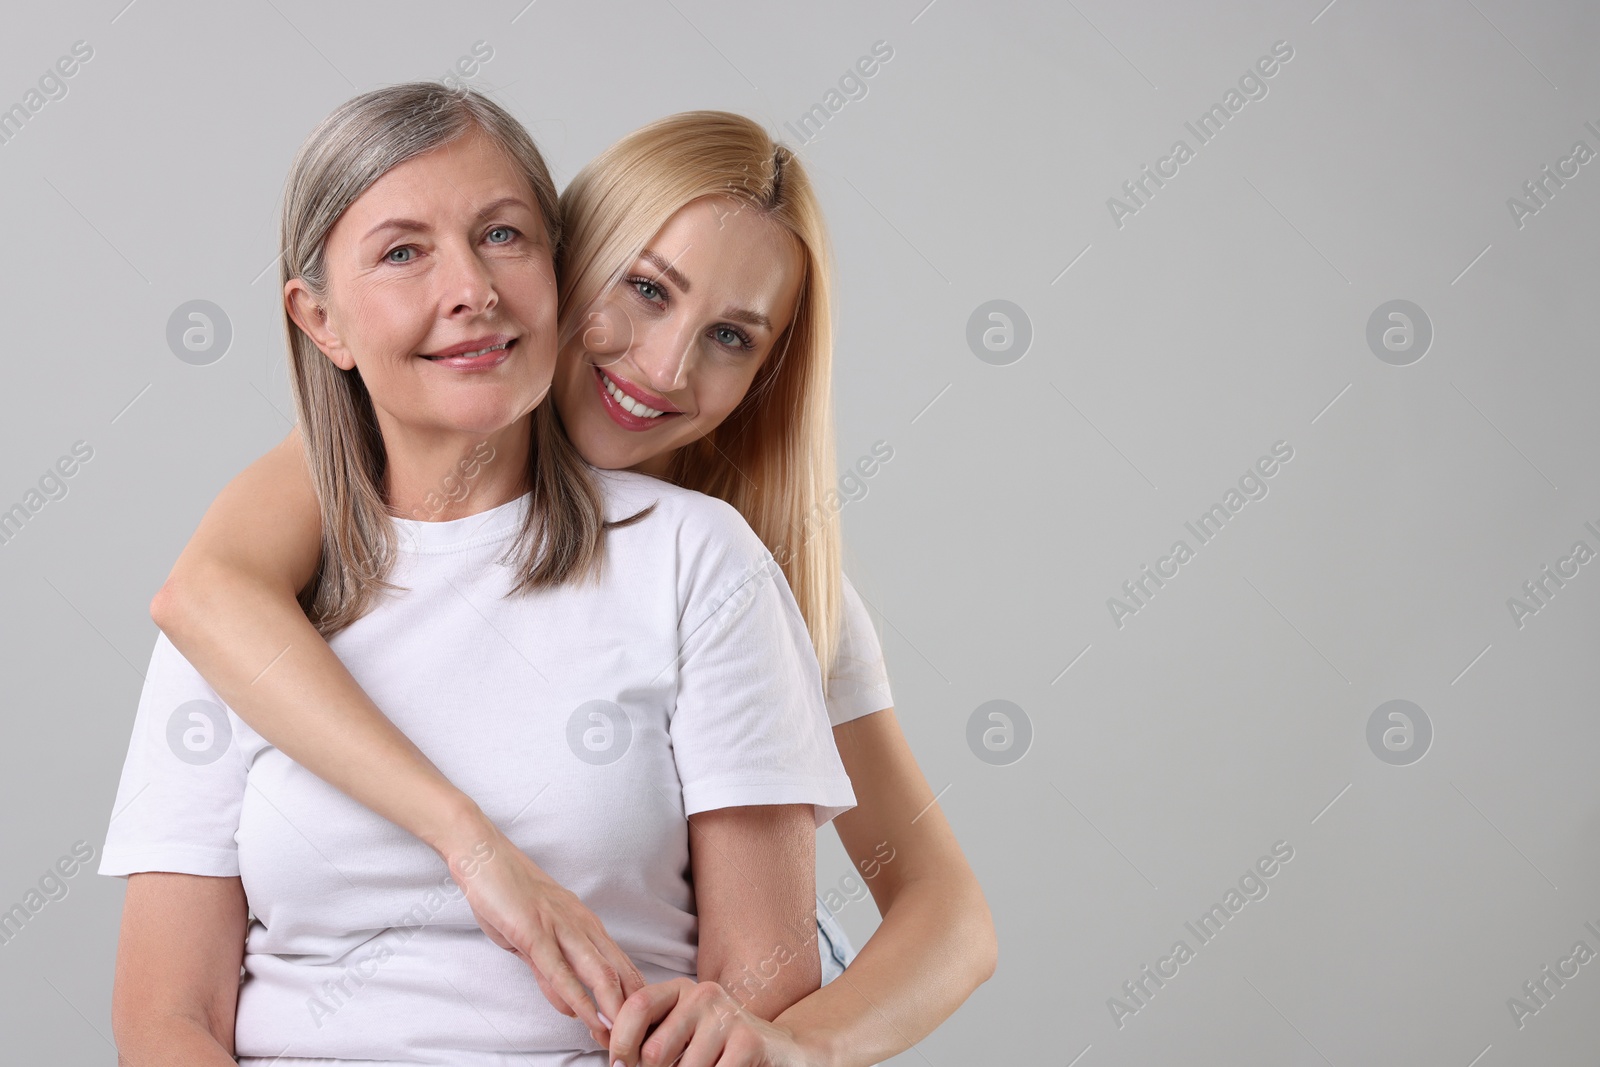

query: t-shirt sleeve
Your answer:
[824,573,895,728]
[671,503,857,828]
[97,632,247,879]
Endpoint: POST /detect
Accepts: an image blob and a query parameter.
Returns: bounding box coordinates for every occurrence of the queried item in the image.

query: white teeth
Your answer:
[602,372,665,418]
[432,341,509,359]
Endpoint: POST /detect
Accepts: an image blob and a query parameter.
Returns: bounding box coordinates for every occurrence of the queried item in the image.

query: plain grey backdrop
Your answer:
[2,0,1597,1062]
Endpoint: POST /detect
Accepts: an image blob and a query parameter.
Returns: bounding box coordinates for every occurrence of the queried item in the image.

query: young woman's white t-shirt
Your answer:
[98,468,857,1066]
[824,574,894,728]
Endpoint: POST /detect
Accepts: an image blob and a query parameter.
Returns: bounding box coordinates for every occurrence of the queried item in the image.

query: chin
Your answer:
[435,401,534,438]
[560,411,628,470]
[568,436,628,472]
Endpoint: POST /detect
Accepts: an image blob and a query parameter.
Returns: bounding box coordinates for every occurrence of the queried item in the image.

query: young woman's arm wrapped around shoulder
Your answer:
[148,428,645,1034]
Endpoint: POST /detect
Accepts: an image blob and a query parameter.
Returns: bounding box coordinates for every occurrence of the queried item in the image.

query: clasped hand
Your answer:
[444,821,813,1067]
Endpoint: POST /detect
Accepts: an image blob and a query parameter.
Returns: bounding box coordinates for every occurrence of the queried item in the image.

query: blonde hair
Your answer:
[280,82,615,636]
[558,111,844,678]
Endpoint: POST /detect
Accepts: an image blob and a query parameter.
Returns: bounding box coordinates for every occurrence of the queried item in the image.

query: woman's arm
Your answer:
[110,872,247,1063]
[775,707,998,1067]
[605,712,993,1067]
[690,803,821,1018]
[149,430,476,858]
[149,429,646,1032]
[603,803,820,1067]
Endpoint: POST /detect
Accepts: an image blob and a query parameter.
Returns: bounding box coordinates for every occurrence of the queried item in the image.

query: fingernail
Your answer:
[597,1012,612,1028]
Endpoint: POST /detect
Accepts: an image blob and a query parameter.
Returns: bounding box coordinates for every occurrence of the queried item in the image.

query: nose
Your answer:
[437,237,498,317]
[627,319,698,396]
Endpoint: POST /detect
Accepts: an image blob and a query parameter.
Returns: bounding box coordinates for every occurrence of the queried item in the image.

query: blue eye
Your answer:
[386,245,415,263]
[631,278,664,302]
[487,225,516,244]
[713,325,751,348]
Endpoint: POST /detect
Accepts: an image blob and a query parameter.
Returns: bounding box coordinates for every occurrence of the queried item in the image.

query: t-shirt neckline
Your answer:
[389,490,531,552]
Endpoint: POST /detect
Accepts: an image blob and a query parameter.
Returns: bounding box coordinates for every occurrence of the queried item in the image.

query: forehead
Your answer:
[337,128,537,230]
[647,195,803,293]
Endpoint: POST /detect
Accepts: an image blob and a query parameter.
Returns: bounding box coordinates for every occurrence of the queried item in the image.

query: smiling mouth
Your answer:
[595,366,681,421]
[421,339,516,362]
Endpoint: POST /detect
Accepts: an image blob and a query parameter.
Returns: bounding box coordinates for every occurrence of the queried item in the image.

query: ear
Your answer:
[285,278,356,371]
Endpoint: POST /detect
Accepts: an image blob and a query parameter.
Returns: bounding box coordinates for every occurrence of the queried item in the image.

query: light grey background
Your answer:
[2,0,1597,1063]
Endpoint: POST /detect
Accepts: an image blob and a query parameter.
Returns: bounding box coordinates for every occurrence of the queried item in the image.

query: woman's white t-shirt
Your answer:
[824,575,894,727]
[98,469,857,1066]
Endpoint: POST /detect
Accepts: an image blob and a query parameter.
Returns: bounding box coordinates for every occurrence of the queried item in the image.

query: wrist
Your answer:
[799,1031,843,1067]
[418,787,497,865]
[777,1012,842,1067]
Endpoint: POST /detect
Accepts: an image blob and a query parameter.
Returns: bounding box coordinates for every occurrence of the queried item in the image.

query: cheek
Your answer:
[331,292,432,406]
[495,252,558,322]
[693,358,766,427]
[345,283,422,355]
[504,263,557,322]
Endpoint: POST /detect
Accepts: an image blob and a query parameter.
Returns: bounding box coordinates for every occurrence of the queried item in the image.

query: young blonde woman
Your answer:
[101,83,857,1066]
[149,94,997,1066]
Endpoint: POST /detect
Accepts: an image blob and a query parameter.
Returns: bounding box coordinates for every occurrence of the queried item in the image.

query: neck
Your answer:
[629,453,672,480]
[380,417,533,522]
[629,442,684,481]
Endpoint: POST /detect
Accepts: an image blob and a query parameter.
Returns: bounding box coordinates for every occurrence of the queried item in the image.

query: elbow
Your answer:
[974,906,999,985]
[948,874,997,989]
[112,983,234,1063]
[966,887,999,987]
[111,1018,159,1066]
[149,569,209,643]
[148,576,183,634]
[899,869,998,994]
[109,992,159,1064]
[150,544,220,635]
[151,557,279,645]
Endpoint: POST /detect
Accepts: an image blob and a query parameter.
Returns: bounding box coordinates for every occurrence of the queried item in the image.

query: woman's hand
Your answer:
[439,813,647,1038]
[603,977,817,1067]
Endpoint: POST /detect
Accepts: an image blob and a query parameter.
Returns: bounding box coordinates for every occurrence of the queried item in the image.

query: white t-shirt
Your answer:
[824,575,895,727]
[99,469,857,1067]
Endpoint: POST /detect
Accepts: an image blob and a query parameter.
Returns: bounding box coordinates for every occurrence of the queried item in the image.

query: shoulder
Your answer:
[836,571,878,647]
[823,570,895,723]
[594,469,767,560]
[592,470,785,628]
[837,572,886,645]
[840,571,867,613]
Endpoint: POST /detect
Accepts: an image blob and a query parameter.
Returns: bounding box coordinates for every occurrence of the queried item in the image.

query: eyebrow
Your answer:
[723,307,773,330]
[639,248,774,331]
[640,249,692,293]
[362,196,537,242]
